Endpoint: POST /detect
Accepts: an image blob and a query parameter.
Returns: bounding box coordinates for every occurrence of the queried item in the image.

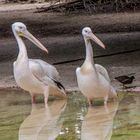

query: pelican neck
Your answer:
[13,30,28,61]
[84,37,94,64]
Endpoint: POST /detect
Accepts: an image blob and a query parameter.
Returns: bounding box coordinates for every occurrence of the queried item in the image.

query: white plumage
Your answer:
[76,27,117,105]
[12,22,66,106]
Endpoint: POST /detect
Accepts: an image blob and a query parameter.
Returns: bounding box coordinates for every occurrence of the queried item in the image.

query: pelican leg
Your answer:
[30,93,36,104]
[88,98,93,106]
[44,86,49,108]
[104,95,108,105]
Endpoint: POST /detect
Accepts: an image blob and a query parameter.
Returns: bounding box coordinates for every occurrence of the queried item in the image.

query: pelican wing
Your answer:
[95,64,117,97]
[29,59,65,91]
[95,64,110,82]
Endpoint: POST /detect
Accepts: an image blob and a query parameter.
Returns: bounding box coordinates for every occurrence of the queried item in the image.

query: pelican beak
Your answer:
[90,33,106,49]
[20,30,48,53]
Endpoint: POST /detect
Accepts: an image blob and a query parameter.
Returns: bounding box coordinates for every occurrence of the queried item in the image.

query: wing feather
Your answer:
[29,59,64,90]
[95,64,110,82]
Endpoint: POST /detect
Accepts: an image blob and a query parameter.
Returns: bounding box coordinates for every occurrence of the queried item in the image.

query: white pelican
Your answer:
[12,22,66,106]
[76,27,117,105]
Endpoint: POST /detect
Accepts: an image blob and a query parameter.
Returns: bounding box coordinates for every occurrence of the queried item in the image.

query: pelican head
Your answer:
[12,22,48,53]
[82,27,106,49]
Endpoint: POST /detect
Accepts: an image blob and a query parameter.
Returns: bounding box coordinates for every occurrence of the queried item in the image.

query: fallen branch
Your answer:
[35,0,82,13]
[35,0,140,13]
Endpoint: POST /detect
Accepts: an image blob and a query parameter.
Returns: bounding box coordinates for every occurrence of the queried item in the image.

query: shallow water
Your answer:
[0,90,140,140]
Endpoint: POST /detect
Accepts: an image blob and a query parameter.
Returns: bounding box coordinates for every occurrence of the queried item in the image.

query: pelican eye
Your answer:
[19,26,23,29]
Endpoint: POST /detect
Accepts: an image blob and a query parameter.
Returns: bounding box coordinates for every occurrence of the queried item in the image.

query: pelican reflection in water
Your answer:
[19,100,66,140]
[81,101,118,140]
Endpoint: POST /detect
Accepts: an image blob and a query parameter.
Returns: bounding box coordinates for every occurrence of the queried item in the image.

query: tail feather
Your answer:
[54,80,65,91]
[53,80,66,96]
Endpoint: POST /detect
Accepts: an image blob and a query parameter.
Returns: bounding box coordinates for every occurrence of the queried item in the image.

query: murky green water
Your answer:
[0,90,140,140]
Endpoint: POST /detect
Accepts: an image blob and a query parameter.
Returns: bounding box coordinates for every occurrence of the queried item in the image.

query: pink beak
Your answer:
[90,33,106,49]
